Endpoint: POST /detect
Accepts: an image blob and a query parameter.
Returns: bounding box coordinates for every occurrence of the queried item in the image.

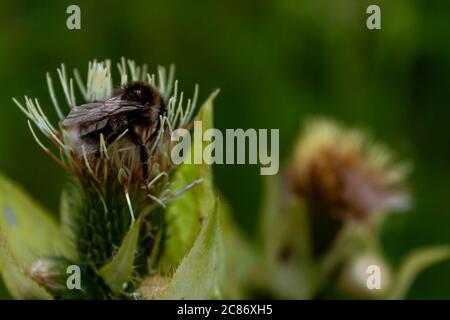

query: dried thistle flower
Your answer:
[289,118,410,222]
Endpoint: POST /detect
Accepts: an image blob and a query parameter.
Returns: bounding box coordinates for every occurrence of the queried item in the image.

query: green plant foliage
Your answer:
[220,198,257,299]
[157,90,219,273]
[161,199,222,299]
[389,246,450,299]
[256,175,317,299]
[98,215,143,295]
[0,173,71,299]
[0,277,11,299]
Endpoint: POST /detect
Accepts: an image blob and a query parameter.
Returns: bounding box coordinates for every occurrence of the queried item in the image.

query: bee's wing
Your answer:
[62,97,143,127]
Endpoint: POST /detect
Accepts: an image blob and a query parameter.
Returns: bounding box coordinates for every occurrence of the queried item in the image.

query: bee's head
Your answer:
[122,81,160,107]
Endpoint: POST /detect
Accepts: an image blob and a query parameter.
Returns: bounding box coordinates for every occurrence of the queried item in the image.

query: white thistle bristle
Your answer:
[147,172,168,190]
[125,190,135,224]
[46,72,64,119]
[147,194,166,209]
[81,144,94,176]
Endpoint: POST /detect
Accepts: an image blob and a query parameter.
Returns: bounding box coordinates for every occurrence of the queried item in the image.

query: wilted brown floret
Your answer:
[289,118,410,222]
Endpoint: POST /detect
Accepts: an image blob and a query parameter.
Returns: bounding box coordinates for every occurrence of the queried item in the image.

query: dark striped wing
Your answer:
[62,96,144,127]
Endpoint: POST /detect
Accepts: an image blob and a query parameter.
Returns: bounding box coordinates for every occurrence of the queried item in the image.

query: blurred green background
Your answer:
[0,0,449,298]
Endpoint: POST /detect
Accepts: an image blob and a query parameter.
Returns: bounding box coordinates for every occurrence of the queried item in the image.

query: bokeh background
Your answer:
[0,0,449,298]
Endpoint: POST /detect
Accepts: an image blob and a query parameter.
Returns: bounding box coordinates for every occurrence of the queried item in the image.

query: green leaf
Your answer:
[257,175,317,299]
[98,215,142,295]
[0,173,70,299]
[59,182,81,260]
[161,198,222,299]
[220,197,256,299]
[0,277,12,299]
[388,245,450,299]
[157,90,219,273]
[0,235,52,299]
[195,89,219,131]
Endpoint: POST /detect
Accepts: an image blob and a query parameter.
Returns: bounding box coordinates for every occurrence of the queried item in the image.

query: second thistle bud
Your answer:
[339,253,392,299]
[286,118,411,257]
[288,118,410,222]
[27,257,83,299]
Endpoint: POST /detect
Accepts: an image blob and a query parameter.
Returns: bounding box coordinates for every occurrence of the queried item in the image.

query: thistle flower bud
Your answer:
[14,58,202,298]
[26,257,78,299]
[138,275,170,300]
[339,253,392,299]
[15,59,198,196]
[289,118,410,222]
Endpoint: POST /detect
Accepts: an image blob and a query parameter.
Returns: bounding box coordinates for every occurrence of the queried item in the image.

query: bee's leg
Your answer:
[128,130,149,182]
[105,125,128,145]
[144,126,158,150]
[95,125,128,158]
[144,119,163,157]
